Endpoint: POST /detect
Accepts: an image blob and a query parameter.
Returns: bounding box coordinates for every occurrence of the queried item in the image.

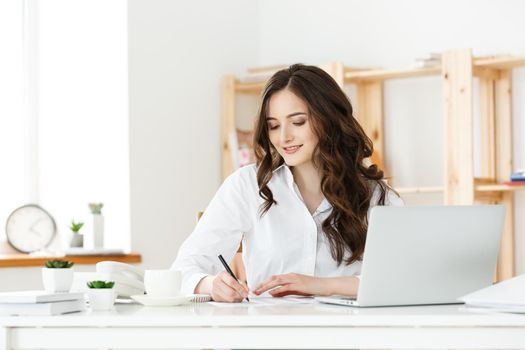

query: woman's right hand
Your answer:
[210,271,249,302]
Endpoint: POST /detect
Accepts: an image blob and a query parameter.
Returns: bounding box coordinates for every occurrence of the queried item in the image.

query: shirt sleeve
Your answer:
[171,168,254,294]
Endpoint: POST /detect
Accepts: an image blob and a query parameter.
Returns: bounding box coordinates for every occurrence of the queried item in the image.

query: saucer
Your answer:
[131,294,193,306]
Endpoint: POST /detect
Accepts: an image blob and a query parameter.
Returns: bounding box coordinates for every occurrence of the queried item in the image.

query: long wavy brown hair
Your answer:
[253,63,393,266]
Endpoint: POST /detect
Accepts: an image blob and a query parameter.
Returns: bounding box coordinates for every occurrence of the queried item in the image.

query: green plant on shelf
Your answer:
[45,260,74,268]
[86,280,115,289]
[88,203,104,215]
[69,221,84,233]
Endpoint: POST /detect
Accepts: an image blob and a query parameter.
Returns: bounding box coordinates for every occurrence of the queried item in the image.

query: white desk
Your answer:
[1,302,525,349]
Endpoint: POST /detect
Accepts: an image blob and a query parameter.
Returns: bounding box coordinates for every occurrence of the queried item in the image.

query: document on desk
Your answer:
[459,273,525,313]
[249,296,315,305]
[209,296,315,307]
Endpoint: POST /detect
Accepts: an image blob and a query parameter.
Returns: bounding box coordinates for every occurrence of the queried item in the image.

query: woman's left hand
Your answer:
[253,273,328,297]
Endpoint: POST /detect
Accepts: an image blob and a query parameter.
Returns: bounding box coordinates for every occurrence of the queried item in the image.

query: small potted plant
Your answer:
[42,260,75,292]
[69,220,84,248]
[86,280,115,311]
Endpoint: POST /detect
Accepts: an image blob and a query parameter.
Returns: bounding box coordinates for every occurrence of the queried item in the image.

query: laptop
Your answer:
[315,205,505,307]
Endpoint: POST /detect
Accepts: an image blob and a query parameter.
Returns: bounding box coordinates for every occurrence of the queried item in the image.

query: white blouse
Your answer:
[172,164,403,294]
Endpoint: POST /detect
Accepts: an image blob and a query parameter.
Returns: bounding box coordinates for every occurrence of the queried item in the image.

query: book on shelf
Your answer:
[415,52,442,61]
[510,169,525,181]
[503,181,525,186]
[0,298,85,316]
[414,53,442,68]
[229,129,255,171]
[0,290,84,303]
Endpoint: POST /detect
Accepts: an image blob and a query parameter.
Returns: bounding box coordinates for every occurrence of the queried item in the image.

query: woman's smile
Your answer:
[283,145,303,154]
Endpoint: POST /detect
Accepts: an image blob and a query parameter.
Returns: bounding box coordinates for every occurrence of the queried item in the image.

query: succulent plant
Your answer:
[69,220,84,233]
[45,259,74,268]
[88,203,104,215]
[86,280,115,289]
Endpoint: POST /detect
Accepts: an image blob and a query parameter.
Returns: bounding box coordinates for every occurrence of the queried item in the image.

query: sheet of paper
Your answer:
[208,296,315,307]
[248,296,315,305]
[460,273,525,306]
[462,305,525,314]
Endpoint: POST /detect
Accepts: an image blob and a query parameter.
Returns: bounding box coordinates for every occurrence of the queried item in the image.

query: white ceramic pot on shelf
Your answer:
[42,268,74,292]
[69,233,83,248]
[84,214,104,249]
[93,214,104,248]
[87,288,115,311]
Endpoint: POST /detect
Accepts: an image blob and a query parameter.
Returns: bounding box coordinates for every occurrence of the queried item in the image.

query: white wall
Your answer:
[128,0,259,269]
[0,0,130,291]
[37,0,130,251]
[256,0,525,273]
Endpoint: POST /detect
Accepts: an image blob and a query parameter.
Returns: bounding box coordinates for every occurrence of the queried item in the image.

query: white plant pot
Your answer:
[69,233,83,248]
[42,268,74,293]
[93,214,104,248]
[87,289,115,311]
[85,214,104,249]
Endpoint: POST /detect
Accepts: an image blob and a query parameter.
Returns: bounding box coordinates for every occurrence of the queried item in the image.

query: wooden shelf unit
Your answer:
[223,50,525,281]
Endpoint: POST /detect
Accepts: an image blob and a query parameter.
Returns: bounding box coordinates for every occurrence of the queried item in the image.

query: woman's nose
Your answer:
[279,125,293,143]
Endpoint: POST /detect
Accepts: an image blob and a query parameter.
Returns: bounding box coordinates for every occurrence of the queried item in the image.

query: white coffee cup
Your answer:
[144,269,182,297]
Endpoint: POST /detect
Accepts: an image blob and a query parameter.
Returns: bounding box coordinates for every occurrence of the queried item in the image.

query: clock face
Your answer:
[5,204,56,253]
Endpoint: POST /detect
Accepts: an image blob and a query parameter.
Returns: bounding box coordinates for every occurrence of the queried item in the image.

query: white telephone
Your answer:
[72,261,145,298]
[96,261,144,280]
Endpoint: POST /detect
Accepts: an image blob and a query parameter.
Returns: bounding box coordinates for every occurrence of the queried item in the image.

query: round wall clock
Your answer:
[5,204,57,253]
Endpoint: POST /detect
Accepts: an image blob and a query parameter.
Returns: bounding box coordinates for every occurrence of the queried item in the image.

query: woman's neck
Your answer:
[291,162,323,196]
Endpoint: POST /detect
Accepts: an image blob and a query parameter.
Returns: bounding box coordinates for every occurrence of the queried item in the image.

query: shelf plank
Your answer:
[223,76,236,178]
[344,67,441,82]
[474,56,525,69]
[394,186,444,194]
[234,80,266,94]
[236,56,525,89]
[395,184,525,194]
[476,184,525,192]
[443,49,475,204]
[0,253,141,268]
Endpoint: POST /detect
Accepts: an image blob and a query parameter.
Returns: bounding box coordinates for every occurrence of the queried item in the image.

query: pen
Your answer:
[218,254,250,302]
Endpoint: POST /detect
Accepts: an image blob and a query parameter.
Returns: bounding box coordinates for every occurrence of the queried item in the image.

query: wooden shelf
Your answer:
[0,253,141,268]
[395,184,525,194]
[233,56,525,93]
[235,80,266,94]
[394,186,444,194]
[476,183,525,192]
[474,56,525,69]
[345,66,441,83]
[343,57,525,83]
[223,50,523,281]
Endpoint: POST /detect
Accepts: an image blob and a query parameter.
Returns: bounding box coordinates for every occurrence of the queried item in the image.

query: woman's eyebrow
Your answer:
[267,112,307,120]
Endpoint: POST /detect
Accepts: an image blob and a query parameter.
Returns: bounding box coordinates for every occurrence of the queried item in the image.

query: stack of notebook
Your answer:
[504,169,525,186]
[414,53,441,68]
[0,290,85,316]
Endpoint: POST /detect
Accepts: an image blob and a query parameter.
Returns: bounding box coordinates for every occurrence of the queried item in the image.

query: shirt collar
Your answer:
[274,164,333,214]
[316,198,332,214]
[273,163,295,190]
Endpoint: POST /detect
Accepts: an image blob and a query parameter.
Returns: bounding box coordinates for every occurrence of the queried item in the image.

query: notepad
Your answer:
[459,273,525,313]
[0,299,85,316]
[0,290,84,304]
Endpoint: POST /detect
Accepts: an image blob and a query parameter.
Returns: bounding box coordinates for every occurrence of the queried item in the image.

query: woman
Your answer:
[172,64,402,302]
